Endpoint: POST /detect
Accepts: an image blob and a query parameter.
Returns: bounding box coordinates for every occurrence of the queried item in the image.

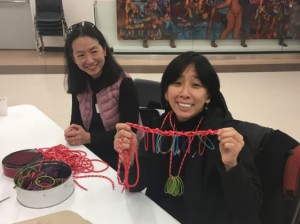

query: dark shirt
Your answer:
[124,97,263,224]
[70,76,139,170]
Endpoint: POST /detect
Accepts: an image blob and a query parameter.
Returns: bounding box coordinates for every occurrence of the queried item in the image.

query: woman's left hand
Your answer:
[64,124,91,146]
[218,127,244,171]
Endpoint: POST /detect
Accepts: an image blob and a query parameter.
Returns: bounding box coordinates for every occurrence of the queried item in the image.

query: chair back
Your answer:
[253,130,300,224]
[36,0,63,14]
[133,78,162,109]
[34,0,67,54]
[133,78,163,124]
[283,145,300,224]
[235,121,300,224]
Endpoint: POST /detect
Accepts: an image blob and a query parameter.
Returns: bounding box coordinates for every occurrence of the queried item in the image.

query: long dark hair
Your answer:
[160,51,221,111]
[64,22,123,94]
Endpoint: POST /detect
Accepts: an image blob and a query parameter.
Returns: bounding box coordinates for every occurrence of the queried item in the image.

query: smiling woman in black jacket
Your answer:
[114,51,262,224]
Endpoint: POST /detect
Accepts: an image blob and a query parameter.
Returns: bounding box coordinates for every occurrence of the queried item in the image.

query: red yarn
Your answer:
[36,144,114,190]
[116,120,218,192]
[117,137,140,192]
[126,122,218,138]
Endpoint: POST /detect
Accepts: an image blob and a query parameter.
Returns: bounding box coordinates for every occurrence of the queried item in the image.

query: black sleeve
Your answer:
[217,145,263,223]
[70,94,83,126]
[89,130,115,151]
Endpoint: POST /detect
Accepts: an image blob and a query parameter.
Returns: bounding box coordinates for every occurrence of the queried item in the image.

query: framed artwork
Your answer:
[116,0,300,47]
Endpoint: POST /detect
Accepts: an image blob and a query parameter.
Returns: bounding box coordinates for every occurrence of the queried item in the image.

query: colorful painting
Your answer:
[116,0,300,45]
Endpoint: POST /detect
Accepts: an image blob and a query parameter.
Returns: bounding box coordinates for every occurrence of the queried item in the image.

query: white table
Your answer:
[0,105,179,224]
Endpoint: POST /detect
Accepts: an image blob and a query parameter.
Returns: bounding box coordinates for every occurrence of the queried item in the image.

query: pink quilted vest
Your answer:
[77,75,124,131]
[77,74,144,142]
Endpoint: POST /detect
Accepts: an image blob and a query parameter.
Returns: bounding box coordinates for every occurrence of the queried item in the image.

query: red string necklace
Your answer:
[161,111,204,196]
[117,115,218,193]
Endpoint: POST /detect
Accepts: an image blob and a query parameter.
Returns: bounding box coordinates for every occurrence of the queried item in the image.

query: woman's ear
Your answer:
[164,92,168,102]
[205,91,211,104]
[205,97,211,104]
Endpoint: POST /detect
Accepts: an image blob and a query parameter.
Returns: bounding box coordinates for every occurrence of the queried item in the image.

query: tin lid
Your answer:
[2,149,43,178]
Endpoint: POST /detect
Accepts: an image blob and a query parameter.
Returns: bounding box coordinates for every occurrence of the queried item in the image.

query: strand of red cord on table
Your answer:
[36,144,115,190]
[117,137,140,192]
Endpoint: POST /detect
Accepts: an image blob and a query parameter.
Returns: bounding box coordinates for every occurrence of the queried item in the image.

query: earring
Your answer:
[204,103,208,110]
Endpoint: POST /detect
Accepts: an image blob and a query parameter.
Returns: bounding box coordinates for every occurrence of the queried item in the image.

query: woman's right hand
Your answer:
[64,124,91,146]
[114,123,137,165]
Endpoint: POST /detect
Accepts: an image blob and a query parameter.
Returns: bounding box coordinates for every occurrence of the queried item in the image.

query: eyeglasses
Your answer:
[67,21,95,35]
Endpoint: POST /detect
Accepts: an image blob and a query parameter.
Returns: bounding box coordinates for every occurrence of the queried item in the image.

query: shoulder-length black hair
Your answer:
[64,22,124,94]
[160,51,221,110]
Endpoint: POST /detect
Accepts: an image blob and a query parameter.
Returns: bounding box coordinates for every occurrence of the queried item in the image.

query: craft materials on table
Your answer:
[14,160,74,208]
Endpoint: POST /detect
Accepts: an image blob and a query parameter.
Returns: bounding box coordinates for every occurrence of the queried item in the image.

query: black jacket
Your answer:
[124,93,263,224]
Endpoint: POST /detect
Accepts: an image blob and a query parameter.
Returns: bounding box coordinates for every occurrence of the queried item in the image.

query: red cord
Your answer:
[36,144,114,191]
[126,122,218,137]
[117,138,140,192]
[116,118,218,192]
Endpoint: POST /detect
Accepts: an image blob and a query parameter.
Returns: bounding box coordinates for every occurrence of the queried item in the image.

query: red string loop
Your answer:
[126,122,218,137]
[36,144,114,191]
[117,138,140,192]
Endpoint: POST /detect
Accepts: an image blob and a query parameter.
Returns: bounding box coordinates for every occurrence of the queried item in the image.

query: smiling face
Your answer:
[71,36,106,79]
[164,64,211,122]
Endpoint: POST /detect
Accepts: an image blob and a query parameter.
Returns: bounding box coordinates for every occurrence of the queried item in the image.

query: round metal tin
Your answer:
[14,160,74,208]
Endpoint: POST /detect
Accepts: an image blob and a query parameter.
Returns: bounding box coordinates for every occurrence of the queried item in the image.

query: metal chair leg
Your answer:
[39,35,45,55]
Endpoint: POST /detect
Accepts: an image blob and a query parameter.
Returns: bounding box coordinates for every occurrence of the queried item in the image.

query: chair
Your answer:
[236,121,300,224]
[133,78,162,109]
[283,145,300,224]
[133,78,164,124]
[255,130,300,224]
[34,0,68,54]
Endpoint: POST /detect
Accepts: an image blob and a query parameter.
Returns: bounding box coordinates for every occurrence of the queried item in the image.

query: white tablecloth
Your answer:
[0,105,179,224]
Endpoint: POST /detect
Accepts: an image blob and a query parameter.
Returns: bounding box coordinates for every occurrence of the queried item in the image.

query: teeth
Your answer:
[87,65,96,69]
[178,103,192,108]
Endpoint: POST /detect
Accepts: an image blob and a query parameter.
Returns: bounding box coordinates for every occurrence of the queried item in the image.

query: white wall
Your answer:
[0,0,96,49]
[0,0,35,49]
